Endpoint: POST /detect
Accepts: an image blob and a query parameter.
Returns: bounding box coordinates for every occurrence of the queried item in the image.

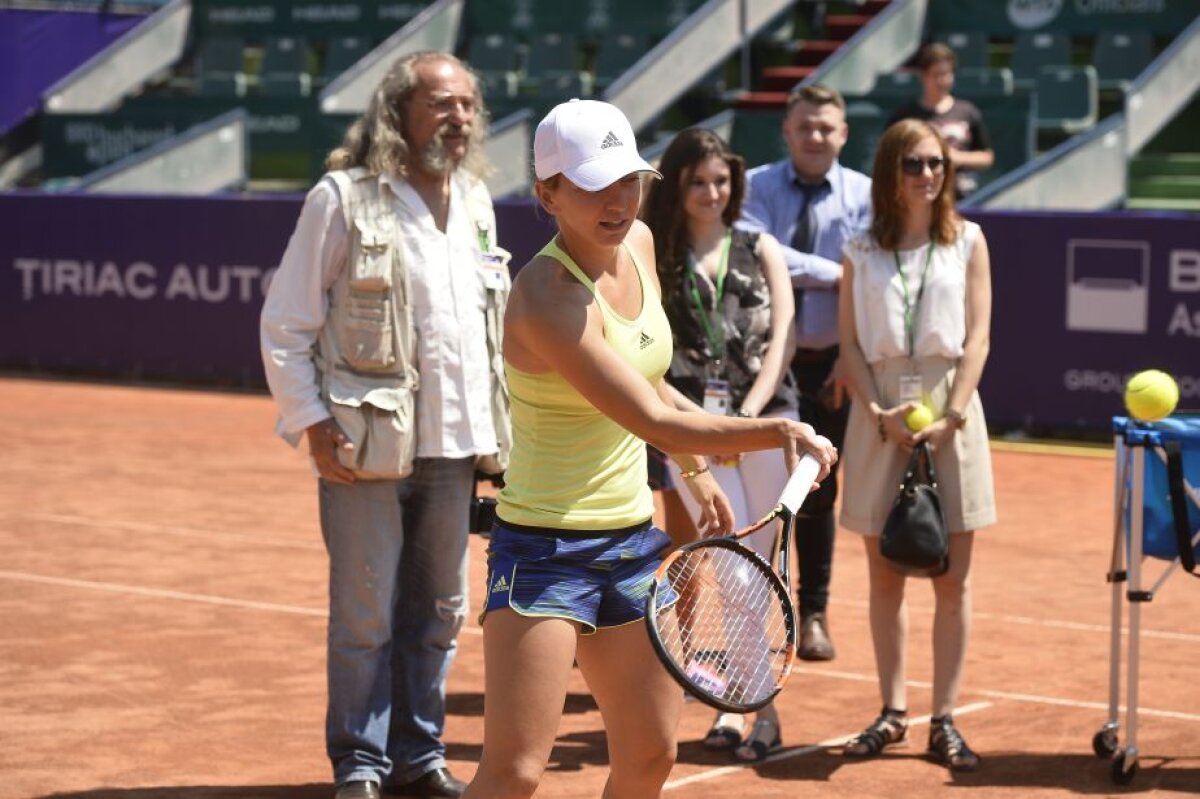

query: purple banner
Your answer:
[0,190,555,386]
[1,191,1192,433]
[970,210,1198,434]
[0,9,144,135]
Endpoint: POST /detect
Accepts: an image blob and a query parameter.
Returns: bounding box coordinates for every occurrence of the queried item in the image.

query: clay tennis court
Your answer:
[2,377,1196,798]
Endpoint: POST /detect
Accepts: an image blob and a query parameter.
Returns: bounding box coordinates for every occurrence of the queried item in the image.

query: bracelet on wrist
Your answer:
[678,465,710,480]
[734,409,752,418]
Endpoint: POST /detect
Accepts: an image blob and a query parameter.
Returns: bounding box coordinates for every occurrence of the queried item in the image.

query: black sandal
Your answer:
[928,715,980,771]
[733,718,781,763]
[843,707,908,758]
[702,712,745,750]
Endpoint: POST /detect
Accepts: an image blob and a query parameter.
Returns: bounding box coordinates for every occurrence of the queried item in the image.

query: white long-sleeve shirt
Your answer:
[260,172,498,459]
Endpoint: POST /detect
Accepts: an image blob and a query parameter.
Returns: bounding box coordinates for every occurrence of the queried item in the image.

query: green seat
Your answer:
[937,31,988,70]
[955,67,1013,97]
[1036,65,1097,133]
[871,71,920,98]
[730,109,785,170]
[466,32,520,73]
[465,0,569,36]
[839,101,887,175]
[970,90,1035,187]
[261,37,311,97]
[594,32,644,89]
[1093,31,1154,90]
[196,37,246,97]
[1011,31,1071,87]
[323,37,370,84]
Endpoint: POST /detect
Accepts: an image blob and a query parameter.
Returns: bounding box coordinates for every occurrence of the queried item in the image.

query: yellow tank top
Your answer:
[497,237,673,532]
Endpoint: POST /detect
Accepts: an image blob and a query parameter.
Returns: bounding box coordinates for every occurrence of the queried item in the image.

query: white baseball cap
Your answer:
[533,99,661,191]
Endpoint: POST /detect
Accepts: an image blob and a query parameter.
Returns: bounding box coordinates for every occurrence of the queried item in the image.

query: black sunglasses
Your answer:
[900,155,948,176]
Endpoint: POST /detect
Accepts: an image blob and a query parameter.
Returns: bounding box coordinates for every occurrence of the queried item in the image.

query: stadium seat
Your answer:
[1035,65,1097,133]
[594,32,645,90]
[955,67,1014,97]
[196,37,247,97]
[1011,31,1071,87]
[533,71,593,103]
[871,70,920,98]
[261,37,312,97]
[467,33,521,100]
[523,32,583,93]
[937,31,989,70]
[323,37,370,84]
[839,101,888,174]
[730,108,786,169]
[1093,31,1154,90]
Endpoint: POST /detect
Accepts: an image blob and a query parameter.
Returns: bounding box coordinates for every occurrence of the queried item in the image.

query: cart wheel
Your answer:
[1112,751,1138,785]
[1092,728,1118,758]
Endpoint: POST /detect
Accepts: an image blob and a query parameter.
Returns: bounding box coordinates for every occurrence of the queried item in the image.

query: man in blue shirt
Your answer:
[739,83,872,661]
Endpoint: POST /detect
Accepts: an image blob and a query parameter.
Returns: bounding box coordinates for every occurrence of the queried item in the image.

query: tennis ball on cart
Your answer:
[905,404,935,431]
[1124,369,1179,422]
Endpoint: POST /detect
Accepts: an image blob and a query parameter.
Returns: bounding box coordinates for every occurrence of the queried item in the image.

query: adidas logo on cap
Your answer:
[600,131,623,149]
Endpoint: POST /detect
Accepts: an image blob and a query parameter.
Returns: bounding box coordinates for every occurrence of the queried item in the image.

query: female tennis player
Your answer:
[461,99,835,798]
[837,119,995,771]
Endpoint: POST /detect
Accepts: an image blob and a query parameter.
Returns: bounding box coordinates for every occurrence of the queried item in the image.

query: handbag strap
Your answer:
[1164,441,1198,578]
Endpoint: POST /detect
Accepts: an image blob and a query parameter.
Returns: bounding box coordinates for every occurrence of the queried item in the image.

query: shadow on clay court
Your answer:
[41,787,331,799]
[445,690,599,718]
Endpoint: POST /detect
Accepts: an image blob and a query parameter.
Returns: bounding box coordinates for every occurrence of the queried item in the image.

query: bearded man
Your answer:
[261,51,510,799]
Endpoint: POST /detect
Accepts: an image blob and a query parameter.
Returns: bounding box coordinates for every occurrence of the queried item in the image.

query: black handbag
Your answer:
[880,442,950,577]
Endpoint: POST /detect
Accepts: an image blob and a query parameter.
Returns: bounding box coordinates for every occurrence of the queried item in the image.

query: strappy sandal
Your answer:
[702,712,745,750]
[843,707,908,758]
[733,718,781,763]
[928,715,980,772]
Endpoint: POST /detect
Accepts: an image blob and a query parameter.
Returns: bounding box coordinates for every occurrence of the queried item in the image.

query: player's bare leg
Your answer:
[463,610,578,799]
[576,621,682,798]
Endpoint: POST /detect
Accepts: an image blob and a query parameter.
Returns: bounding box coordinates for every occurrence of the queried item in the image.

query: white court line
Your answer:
[0,568,485,635]
[664,702,993,790]
[831,597,1200,644]
[15,513,1200,645]
[791,666,1200,723]
[1,512,324,551]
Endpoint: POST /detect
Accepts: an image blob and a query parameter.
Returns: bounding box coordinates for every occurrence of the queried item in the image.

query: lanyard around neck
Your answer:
[893,242,935,357]
[687,230,733,358]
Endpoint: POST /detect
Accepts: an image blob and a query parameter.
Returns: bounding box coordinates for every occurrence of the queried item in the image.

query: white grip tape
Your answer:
[777,435,831,514]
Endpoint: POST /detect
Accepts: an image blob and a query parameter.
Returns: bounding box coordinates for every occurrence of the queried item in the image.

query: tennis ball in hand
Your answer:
[905,404,935,432]
[1124,369,1179,422]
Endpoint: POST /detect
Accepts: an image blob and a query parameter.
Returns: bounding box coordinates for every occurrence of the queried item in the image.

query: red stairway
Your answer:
[738,0,891,109]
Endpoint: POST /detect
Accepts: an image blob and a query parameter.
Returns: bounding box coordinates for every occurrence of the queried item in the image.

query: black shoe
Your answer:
[387,767,467,798]
[928,715,981,772]
[798,613,836,661]
[335,781,381,799]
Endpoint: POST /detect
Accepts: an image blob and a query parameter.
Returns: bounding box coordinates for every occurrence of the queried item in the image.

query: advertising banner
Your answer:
[972,210,1198,433]
[0,191,556,386]
[2,193,1192,433]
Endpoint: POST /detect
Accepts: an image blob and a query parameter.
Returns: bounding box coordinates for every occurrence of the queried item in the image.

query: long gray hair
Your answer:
[325,51,491,179]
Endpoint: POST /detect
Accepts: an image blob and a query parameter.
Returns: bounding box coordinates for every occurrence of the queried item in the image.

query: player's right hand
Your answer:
[780,420,837,482]
[306,418,357,484]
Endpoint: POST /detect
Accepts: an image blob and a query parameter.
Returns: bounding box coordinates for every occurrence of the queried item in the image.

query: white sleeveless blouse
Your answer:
[845,220,980,363]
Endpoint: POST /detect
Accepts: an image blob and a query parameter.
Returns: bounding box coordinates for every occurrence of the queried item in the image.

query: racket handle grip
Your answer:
[779,436,830,514]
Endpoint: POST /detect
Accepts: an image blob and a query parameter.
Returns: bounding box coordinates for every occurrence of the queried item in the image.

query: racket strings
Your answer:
[652,546,791,707]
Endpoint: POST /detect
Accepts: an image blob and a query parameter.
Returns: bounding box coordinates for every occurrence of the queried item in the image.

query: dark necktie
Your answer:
[790,182,822,254]
[790,181,823,324]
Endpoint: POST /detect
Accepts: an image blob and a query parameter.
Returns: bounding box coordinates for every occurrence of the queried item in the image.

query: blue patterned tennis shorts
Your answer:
[481,520,672,634]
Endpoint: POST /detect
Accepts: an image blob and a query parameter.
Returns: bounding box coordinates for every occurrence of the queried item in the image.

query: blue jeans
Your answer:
[318,456,474,787]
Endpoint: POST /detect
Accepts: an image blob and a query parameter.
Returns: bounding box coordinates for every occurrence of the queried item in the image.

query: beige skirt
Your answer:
[839,355,997,536]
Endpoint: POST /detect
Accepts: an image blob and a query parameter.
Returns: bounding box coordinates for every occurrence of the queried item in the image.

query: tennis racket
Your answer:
[645,450,823,713]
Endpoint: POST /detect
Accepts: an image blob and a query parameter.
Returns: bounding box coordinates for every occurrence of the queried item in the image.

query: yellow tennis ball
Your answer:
[1124,369,1179,422]
[905,404,935,431]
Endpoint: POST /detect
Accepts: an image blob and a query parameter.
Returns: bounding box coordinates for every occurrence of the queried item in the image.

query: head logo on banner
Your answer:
[1065,239,1150,334]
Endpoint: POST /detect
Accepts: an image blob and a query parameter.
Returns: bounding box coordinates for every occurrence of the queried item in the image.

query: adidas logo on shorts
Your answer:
[600,131,623,149]
[491,574,509,593]
[639,330,654,350]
